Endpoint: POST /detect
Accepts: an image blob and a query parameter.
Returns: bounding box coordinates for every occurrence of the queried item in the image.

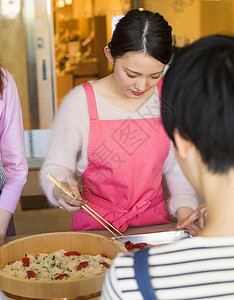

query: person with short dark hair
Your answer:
[0,65,28,246]
[101,34,234,300]
[40,9,199,234]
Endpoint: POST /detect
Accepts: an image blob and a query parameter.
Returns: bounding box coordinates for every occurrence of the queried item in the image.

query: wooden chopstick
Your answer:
[46,173,127,244]
[84,204,127,239]
[46,173,77,200]
[81,205,125,244]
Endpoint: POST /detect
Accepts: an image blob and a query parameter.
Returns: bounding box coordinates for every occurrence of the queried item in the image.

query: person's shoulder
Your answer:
[62,84,86,101]
[1,66,9,78]
[58,84,87,110]
[54,83,89,125]
[148,235,229,256]
[0,67,19,105]
[1,67,15,88]
[112,250,135,267]
[1,67,16,83]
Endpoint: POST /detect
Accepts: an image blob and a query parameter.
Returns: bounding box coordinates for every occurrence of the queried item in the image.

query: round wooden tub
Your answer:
[0,232,126,299]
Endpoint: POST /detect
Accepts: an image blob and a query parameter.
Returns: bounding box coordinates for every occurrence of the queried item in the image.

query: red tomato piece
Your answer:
[100,262,110,269]
[134,243,148,249]
[54,273,69,280]
[101,253,108,258]
[64,251,81,256]
[124,241,135,251]
[76,261,88,270]
[124,241,149,251]
[22,257,30,267]
[26,270,36,279]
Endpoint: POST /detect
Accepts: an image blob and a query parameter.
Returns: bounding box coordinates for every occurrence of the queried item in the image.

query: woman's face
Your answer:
[113,51,165,99]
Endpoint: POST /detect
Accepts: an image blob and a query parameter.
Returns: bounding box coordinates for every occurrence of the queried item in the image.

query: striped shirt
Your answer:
[101,236,234,300]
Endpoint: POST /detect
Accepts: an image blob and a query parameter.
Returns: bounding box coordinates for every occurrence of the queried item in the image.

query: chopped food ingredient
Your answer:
[101,253,108,258]
[64,251,81,256]
[54,273,69,280]
[100,262,110,269]
[124,241,148,251]
[76,261,89,270]
[22,257,30,267]
[26,270,36,279]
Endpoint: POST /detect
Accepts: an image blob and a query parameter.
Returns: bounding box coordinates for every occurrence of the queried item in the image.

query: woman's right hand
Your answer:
[53,182,87,212]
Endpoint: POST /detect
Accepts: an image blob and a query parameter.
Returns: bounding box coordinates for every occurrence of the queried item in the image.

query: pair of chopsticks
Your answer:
[46,173,127,245]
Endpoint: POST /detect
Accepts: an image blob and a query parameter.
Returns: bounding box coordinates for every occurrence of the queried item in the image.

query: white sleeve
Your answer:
[162,141,200,217]
[40,86,89,206]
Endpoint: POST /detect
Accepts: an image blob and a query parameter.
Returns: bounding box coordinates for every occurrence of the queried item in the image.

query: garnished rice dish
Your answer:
[2,250,112,280]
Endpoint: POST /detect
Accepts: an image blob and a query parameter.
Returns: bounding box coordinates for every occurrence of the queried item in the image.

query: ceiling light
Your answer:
[57,0,65,8]
[1,0,21,19]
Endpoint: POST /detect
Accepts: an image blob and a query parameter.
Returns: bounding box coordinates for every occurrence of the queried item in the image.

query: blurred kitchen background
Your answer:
[0,0,234,235]
[1,0,234,131]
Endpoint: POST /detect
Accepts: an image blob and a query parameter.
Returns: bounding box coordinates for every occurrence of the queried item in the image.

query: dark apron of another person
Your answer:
[0,156,16,236]
[134,247,158,300]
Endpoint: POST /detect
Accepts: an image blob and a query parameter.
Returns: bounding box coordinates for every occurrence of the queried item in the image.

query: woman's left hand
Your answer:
[175,207,200,236]
[176,204,207,236]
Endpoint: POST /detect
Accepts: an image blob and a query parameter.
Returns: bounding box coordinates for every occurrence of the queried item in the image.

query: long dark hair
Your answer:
[108,9,172,64]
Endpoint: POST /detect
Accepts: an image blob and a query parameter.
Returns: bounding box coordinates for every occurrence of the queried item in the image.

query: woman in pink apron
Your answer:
[40,9,199,234]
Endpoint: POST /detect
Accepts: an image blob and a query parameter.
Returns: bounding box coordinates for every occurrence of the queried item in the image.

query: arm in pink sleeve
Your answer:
[163,142,200,217]
[0,69,28,213]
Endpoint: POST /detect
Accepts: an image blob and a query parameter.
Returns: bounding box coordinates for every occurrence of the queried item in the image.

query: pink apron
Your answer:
[71,80,170,232]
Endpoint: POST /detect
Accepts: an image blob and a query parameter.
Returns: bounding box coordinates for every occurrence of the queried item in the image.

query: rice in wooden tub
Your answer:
[2,249,112,281]
[0,232,126,299]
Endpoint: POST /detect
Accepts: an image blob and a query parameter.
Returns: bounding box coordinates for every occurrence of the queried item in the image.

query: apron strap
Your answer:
[82,82,99,120]
[134,248,158,300]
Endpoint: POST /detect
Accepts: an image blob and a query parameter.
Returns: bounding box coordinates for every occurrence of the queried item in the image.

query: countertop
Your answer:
[5,223,176,243]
